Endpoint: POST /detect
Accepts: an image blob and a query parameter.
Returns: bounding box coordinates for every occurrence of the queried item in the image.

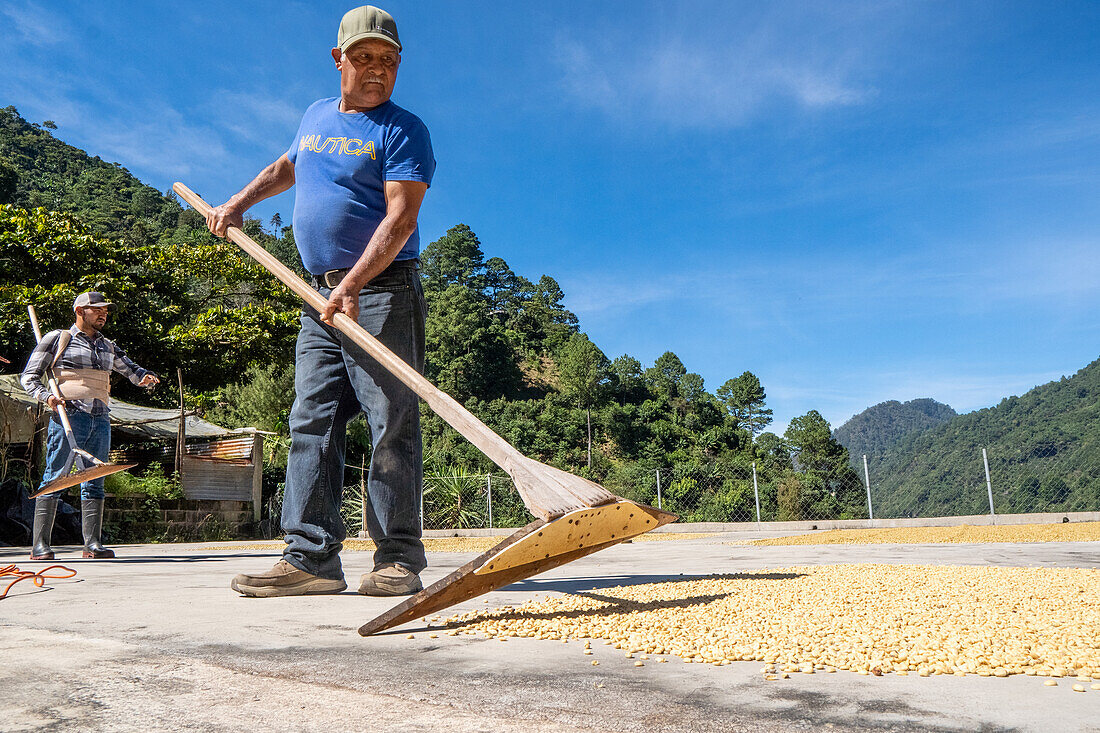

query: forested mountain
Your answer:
[833,398,957,463]
[869,360,1100,517]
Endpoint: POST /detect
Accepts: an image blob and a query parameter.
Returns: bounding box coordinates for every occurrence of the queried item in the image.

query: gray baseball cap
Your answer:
[338,5,401,52]
[73,291,117,313]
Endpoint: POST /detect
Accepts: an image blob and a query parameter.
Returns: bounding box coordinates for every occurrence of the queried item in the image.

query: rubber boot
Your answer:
[30,494,60,560]
[81,498,115,559]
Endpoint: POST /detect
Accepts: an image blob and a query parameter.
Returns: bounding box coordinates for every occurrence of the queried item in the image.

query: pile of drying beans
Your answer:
[441,564,1100,681]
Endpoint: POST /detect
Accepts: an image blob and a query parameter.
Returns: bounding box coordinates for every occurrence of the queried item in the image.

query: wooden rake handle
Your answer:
[27,306,80,448]
[172,183,524,473]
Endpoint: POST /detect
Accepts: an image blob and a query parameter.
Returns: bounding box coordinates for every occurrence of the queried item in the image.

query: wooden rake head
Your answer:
[30,457,137,499]
[359,498,677,636]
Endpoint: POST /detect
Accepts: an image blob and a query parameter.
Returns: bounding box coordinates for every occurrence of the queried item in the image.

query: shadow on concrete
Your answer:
[502,571,804,594]
[365,571,806,637]
[0,552,278,564]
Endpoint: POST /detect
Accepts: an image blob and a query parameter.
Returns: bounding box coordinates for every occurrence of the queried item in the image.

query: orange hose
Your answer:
[0,563,78,599]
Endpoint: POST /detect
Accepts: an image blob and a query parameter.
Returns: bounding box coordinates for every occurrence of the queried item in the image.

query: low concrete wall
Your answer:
[421,511,1100,538]
[105,497,253,541]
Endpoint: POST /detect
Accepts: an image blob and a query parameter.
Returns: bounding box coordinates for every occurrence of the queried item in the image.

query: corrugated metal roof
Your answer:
[111,434,258,464]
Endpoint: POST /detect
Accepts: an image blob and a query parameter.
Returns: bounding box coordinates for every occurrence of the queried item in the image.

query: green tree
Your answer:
[0,159,17,205]
[421,224,486,293]
[264,224,306,278]
[776,473,803,521]
[0,205,298,396]
[558,333,610,468]
[205,363,296,465]
[645,351,686,401]
[609,354,646,405]
[785,410,864,518]
[424,284,520,401]
[717,371,773,437]
[516,275,578,353]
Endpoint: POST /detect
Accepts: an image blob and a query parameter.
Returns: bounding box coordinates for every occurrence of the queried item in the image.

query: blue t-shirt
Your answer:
[286,97,435,274]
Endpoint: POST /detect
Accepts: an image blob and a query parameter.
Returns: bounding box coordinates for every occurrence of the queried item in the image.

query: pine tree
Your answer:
[717,371,773,437]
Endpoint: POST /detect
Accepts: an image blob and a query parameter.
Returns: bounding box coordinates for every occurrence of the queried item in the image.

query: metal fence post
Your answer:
[752,462,761,524]
[656,468,662,510]
[983,447,996,523]
[487,474,493,529]
[360,456,367,536]
[862,454,874,522]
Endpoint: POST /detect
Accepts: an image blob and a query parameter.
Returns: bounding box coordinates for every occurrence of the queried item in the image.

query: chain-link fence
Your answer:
[257,432,1099,536]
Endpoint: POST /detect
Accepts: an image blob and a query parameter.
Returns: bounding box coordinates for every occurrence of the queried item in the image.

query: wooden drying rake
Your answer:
[27,306,137,499]
[173,183,677,635]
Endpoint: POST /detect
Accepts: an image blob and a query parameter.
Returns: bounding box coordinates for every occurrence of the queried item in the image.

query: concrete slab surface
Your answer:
[2,534,1098,732]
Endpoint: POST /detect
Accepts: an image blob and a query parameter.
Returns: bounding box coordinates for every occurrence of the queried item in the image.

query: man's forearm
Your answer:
[226,155,295,213]
[343,213,419,290]
[316,179,427,324]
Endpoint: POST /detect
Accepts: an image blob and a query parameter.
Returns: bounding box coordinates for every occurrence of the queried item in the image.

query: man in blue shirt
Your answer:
[207,6,435,597]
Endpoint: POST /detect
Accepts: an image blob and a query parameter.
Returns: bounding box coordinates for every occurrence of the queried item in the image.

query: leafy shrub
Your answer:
[104,466,184,499]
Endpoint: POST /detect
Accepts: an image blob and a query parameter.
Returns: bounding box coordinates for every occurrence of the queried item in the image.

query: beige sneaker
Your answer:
[358,563,423,596]
[230,559,347,598]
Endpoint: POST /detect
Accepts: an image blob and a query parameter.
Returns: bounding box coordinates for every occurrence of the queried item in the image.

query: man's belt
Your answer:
[313,268,352,288]
[311,259,419,289]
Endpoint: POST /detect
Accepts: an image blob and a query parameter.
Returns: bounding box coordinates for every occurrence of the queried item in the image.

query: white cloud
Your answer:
[551,9,876,129]
[562,276,679,316]
[0,64,231,180]
[560,232,1100,332]
[0,39,302,186]
[0,1,70,47]
[207,91,304,147]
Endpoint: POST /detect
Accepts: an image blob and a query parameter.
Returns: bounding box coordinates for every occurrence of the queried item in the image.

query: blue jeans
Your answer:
[39,408,111,500]
[281,261,427,581]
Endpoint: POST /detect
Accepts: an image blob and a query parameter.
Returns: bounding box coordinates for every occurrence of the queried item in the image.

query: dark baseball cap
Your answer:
[73,291,117,313]
[338,5,401,53]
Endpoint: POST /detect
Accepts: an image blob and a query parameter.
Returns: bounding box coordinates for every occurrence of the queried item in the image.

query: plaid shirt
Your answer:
[20,325,153,416]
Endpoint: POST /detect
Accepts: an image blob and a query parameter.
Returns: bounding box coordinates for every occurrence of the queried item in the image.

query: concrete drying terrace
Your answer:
[2,532,1098,732]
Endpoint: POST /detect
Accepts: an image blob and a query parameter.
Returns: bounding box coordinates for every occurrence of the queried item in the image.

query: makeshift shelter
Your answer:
[0,374,264,520]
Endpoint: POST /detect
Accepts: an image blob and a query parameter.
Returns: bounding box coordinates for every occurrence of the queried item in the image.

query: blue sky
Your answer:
[3,1,1098,433]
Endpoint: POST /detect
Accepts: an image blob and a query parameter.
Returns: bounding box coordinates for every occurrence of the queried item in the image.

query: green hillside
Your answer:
[833,398,957,463]
[870,360,1100,517]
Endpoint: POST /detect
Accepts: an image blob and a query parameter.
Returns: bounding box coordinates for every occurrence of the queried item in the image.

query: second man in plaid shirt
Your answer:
[21,291,159,560]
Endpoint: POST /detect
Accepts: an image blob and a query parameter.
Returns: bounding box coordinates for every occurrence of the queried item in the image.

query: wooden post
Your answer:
[251,432,263,522]
[175,368,185,481]
[586,407,592,469]
[29,403,46,489]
